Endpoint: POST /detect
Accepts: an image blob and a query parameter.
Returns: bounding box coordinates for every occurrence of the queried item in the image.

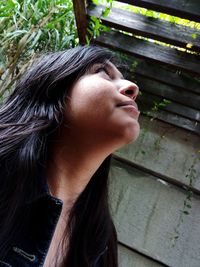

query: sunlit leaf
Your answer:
[186,43,193,48]
[102,7,110,17]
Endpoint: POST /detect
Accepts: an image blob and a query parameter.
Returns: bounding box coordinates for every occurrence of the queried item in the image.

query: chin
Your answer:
[122,122,140,144]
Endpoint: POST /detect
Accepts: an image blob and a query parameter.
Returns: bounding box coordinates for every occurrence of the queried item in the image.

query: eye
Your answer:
[95,66,111,78]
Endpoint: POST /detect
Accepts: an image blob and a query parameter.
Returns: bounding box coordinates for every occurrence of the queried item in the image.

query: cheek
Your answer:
[76,78,113,102]
[65,80,115,124]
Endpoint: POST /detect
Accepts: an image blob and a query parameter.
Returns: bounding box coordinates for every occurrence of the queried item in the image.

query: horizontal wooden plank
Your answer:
[114,115,200,190]
[123,72,200,134]
[94,30,200,76]
[88,4,200,52]
[109,159,200,267]
[113,153,200,196]
[135,76,200,110]
[133,60,200,95]
[149,109,200,135]
[138,92,200,122]
[118,243,168,267]
[119,55,200,95]
[115,0,200,22]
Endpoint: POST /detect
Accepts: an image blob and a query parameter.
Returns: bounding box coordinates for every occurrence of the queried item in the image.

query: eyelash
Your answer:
[95,66,110,77]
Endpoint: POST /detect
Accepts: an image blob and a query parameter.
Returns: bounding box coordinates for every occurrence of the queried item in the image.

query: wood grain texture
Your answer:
[117,55,200,133]
[114,116,200,191]
[126,58,200,95]
[72,0,87,44]
[138,91,200,122]
[137,94,200,135]
[88,4,200,52]
[136,76,200,110]
[115,0,200,22]
[94,31,200,76]
[109,159,200,267]
[147,109,200,135]
[118,244,167,267]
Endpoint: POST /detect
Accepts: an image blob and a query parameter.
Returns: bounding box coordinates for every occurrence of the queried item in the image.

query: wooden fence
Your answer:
[72,1,200,266]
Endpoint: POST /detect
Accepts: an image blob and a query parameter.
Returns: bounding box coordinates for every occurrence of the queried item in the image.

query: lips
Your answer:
[116,100,139,111]
[116,100,140,120]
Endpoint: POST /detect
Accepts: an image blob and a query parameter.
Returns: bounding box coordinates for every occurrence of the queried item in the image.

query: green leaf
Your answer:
[191,33,197,39]
[5,29,28,40]
[29,29,42,48]
[102,7,110,17]
[163,99,171,104]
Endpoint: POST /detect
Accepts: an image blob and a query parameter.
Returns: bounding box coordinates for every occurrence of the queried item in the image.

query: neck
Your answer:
[47,128,113,209]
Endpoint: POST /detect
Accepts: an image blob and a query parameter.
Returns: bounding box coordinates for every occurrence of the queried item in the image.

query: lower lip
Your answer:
[118,105,140,117]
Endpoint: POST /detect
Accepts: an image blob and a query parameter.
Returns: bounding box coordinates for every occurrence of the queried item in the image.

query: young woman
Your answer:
[0,45,140,267]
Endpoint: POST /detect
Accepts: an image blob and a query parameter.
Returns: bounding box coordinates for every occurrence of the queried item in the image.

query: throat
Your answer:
[43,211,68,267]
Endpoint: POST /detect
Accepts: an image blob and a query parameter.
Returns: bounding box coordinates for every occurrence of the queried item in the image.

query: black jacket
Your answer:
[0,175,107,267]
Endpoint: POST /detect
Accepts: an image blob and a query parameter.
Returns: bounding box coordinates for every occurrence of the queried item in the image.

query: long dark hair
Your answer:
[0,46,118,266]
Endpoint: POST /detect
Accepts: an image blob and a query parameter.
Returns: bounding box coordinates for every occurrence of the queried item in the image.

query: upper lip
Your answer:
[116,100,138,110]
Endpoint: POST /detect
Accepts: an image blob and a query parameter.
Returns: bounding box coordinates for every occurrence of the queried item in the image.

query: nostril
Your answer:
[124,87,138,99]
[125,89,134,95]
[118,81,139,99]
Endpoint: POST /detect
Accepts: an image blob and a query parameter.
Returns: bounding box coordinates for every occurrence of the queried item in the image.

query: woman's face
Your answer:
[64,61,140,146]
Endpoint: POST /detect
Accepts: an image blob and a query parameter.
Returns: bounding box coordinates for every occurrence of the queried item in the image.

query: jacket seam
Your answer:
[0,260,12,267]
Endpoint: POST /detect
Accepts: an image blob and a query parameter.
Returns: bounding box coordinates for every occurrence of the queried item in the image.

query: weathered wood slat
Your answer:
[150,109,200,135]
[136,76,200,110]
[115,0,200,22]
[118,243,168,267]
[114,115,200,190]
[120,55,200,95]
[109,159,200,267]
[138,92,200,122]
[88,4,200,52]
[132,60,200,95]
[126,64,200,133]
[113,154,200,196]
[72,0,87,44]
[94,31,200,76]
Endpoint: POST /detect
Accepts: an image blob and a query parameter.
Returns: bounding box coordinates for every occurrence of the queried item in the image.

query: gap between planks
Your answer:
[112,154,200,196]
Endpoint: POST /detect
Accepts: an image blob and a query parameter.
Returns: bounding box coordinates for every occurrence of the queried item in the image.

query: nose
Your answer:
[118,80,139,100]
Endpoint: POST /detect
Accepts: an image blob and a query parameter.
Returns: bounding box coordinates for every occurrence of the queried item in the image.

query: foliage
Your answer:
[0,0,78,98]
[151,99,172,112]
[87,15,110,43]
